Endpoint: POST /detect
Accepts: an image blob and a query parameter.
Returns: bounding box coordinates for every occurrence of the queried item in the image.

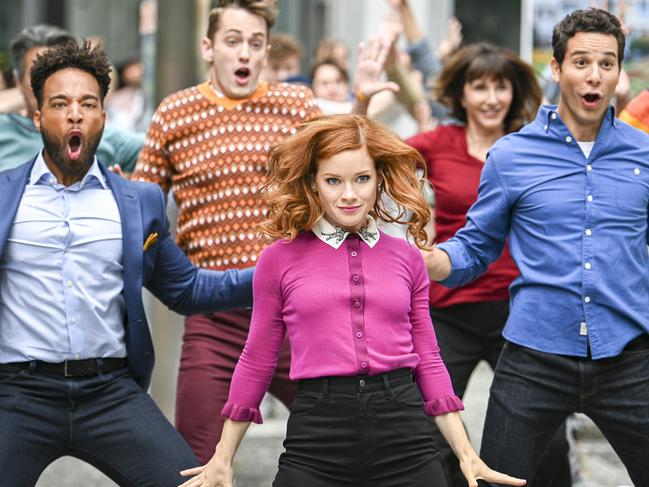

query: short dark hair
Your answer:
[206,0,278,40]
[10,24,76,79]
[552,8,625,66]
[30,40,112,108]
[435,43,542,134]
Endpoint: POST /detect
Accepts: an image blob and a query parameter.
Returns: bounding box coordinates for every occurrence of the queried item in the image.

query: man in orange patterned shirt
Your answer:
[134,0,396,463]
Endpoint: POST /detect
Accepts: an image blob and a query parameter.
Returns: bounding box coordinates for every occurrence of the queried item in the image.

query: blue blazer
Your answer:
[0,158,254,390]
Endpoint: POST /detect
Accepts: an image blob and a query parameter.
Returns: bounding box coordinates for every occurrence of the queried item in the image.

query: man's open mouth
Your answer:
[67,131,83,161]
[582,93,601,105]
[235,67,251,85]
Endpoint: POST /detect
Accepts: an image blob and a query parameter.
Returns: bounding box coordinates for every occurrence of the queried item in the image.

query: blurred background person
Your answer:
[406,43,573,487]
[105,52,149,133]
[619,87,649,132]
[314,37,350,72]
[310,58,352,114]
[263,32,306,84]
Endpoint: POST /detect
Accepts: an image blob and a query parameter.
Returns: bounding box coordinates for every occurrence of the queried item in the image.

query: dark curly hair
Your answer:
[30,40,112,109]
[552,8,625,67]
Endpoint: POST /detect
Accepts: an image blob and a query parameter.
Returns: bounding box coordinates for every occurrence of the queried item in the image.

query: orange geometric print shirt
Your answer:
[133,81,321,270]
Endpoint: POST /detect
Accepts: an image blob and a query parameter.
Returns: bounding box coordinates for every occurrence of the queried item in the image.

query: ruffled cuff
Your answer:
[221,401,264,424]
[423,395,464,416]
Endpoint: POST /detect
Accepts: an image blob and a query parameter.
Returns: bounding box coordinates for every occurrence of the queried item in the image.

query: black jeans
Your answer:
[0,365,199,486]
[273,369,447,487]
[480,340,649,487]
[430,302,572,487]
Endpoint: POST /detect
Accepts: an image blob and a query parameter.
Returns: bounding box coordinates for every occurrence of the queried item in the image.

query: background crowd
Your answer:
[0,0,645,486]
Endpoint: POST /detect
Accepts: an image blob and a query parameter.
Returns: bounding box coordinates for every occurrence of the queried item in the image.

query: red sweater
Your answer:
[407,124,519,308]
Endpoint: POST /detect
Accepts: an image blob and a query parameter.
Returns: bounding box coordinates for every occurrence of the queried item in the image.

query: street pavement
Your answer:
[35,362,633,487]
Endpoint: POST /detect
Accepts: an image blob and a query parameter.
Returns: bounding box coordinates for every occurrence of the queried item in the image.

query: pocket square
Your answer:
[143,232,158,250]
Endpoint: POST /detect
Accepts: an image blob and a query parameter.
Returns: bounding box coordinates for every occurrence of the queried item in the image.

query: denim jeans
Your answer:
[480,341,649,486]
[0,365,199,486]
[430,302,572,487]
[273,369,447,487]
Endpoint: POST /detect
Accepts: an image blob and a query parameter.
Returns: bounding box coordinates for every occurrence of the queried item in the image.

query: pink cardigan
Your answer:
[222,231,463,423]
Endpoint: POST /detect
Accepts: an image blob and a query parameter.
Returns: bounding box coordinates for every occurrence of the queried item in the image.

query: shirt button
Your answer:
[352,274,360,283]
[587,165,592,171]
[634,168,641,175]
[587,195,593,202]
[350,251,358,257]
[551,112,557,120]
[585,229,592,236]
[70,317,77,324]
[75,354,80,359]
[360,361,367,369]
[359,379,366,387]
[580,322,588,336]
[565,136,572,143]
[67,280,73,288]
[544,124,548,131]
[353,300,361,308]
[356,331,363,338]
[584,296,591,303]
[584,263,592,270]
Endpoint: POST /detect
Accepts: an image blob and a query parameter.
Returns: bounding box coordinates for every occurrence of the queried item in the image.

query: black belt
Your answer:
[0,358,127,377]
[299,368,413,394]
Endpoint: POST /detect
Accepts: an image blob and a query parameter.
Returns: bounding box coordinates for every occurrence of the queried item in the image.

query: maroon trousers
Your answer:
[175,309,296,464]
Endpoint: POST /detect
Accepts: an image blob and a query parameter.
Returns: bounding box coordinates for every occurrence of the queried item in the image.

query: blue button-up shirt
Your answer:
[0,152,126,363]
[438,106,649,359]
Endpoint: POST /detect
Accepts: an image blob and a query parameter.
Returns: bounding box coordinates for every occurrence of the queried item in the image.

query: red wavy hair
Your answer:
[259,114,431,249]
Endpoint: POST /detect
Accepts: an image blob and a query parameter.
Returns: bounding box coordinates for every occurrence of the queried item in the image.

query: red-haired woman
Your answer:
[406,43,571,487]
[181,115,525,487]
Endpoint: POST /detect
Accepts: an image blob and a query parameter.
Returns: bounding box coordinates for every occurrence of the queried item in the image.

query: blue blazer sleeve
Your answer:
[143,184,254,314]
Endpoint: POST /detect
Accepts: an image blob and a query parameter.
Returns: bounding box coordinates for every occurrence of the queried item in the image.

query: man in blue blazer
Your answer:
[0,41,253,485]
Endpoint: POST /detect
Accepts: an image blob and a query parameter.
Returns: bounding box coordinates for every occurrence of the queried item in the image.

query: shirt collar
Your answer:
[538,104,616,134]
[312,215,380,249]
[29,150,107,190]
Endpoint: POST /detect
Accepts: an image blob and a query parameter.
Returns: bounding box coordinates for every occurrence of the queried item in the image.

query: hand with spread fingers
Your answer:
[178,458,234,487]
[352,37,399,106]
[459,453,527,487]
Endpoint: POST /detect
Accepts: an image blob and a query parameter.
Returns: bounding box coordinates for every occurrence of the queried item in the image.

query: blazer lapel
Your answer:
[0,159,35,257]
[103,168,143,296]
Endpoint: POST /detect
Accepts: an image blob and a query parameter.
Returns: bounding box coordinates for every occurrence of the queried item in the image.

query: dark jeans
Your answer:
[430,302,571,487]
[480,341,649,487]
[0,365,199,486]
[273,369,447,487]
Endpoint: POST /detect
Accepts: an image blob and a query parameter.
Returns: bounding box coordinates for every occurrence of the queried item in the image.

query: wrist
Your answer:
[212,443,236,464]
[354,89,370,104]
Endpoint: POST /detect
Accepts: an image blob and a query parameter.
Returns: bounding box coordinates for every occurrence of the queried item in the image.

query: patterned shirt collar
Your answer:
[312,215,380,249]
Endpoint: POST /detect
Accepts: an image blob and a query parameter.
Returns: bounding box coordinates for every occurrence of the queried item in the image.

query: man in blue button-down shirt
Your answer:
[0,41,253,485]
[424,8,649,486]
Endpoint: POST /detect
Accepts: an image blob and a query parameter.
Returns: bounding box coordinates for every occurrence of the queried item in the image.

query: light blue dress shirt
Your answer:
[0,152,126,362]
[438,105,649,359]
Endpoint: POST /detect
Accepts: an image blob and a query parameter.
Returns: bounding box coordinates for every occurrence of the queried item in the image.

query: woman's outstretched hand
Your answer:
[459,450,526,487]
[178,456,234,487]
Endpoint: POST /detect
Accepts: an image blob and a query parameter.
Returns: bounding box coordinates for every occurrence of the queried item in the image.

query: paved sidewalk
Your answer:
[36,362,633,487]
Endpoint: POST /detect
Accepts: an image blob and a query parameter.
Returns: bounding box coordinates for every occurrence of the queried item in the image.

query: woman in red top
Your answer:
[407,43,572,487]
